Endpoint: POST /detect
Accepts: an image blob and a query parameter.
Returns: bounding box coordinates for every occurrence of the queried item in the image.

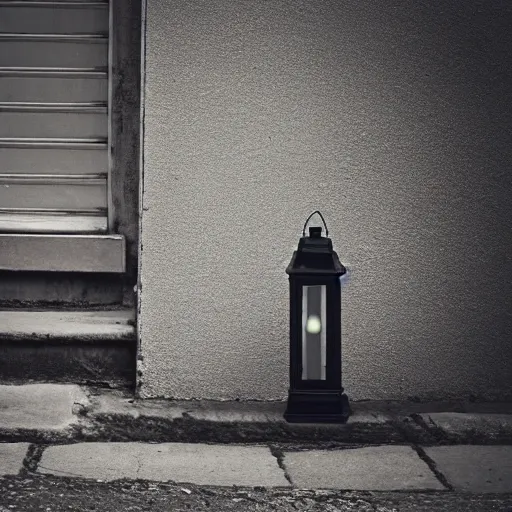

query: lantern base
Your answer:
[284,389,351,424]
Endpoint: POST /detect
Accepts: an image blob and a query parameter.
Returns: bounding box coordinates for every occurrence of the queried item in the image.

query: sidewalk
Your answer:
[2,440,512,494]
[1,384,512,495]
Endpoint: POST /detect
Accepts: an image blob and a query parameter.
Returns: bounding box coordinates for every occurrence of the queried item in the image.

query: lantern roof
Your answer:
[286,226,346,276]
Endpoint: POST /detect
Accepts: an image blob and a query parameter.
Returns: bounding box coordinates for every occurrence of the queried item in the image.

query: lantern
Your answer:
[284,211,351,423]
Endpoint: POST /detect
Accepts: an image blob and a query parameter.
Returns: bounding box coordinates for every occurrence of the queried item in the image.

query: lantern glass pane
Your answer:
[301,284,326,380]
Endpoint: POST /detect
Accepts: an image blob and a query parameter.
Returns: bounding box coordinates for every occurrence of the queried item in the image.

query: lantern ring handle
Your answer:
[302,210,329,237]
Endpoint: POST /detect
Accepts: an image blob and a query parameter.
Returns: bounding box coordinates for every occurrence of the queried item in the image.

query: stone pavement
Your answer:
[1,441,512,493]
[1,384,512,494]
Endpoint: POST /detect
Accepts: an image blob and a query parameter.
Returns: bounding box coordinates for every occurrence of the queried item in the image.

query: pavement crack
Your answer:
[135,452,142,479]
[37,464,89,479]
[21,443,46,475]
[411,444,454,491]
[410,413,448,444]
[268,444,293,485]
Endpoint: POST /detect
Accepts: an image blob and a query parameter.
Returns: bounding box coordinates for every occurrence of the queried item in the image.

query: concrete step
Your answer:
[0,308,136,388]
[2,384,512,447]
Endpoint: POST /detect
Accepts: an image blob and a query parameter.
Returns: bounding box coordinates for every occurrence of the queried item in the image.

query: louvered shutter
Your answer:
[0,0,124,273]
[0,0,109,233]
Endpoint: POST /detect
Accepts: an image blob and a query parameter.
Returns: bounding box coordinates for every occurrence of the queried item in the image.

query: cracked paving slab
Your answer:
[0,443,30,476]
[86,389,391,424]
[0,384,89,430]
[37,442,290,487]
[420,413,512,437]
[424,445,512,493]
[283,445,446,491]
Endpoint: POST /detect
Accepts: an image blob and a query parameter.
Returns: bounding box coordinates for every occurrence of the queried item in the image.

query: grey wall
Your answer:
[139,0,512,401]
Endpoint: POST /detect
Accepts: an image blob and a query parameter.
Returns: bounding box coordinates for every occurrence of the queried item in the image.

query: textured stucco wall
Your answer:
[139,0,512,400]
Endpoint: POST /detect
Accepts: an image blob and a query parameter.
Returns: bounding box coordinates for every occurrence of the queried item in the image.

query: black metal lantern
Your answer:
[284,211,351,423]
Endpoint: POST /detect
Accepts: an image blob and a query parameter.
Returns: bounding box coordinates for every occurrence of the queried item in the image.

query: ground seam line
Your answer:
[20,443,46,475]
[268,444,293,486]
[411,444,454,491]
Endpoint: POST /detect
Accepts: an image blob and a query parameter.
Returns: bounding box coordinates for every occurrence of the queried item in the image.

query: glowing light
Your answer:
[305,314,322,334]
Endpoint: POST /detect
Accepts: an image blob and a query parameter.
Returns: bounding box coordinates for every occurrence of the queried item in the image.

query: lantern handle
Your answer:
[302,210,329,237]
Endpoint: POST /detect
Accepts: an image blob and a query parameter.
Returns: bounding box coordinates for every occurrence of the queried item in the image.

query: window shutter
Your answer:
[0,0,125,274]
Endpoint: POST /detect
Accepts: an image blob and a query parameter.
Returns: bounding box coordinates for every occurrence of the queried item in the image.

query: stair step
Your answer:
[0,308,135,341]
[0,308,136,387]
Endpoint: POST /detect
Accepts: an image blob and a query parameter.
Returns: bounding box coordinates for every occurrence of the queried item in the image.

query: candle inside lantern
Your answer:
[302,285,326,380]
[306,314,322,334]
